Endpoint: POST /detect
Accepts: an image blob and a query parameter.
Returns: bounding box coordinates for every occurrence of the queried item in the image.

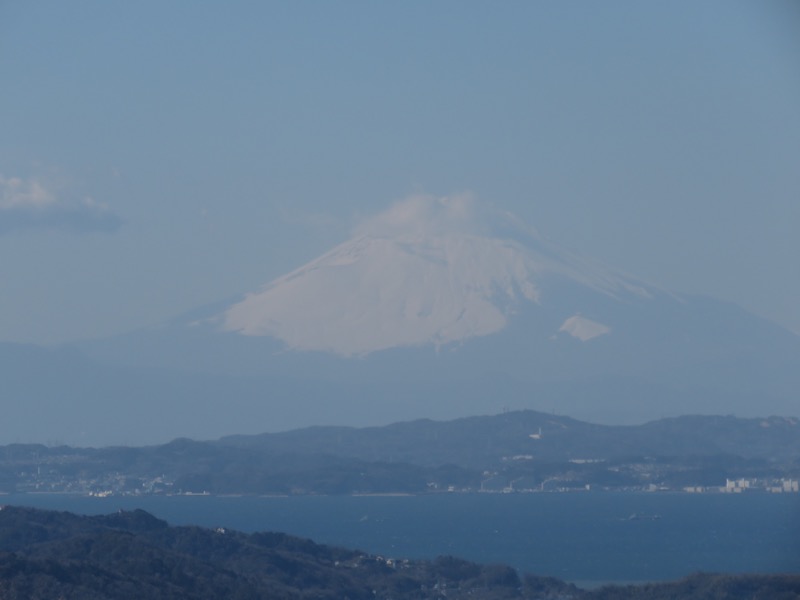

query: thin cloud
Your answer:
[0,175,123,234]
[353,193,483,238]
[352,193,539,241]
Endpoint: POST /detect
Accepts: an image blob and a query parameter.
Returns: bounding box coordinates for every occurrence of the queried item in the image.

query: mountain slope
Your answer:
[217,215,655,356]
[217,410,800,468]
[17,196,797,443]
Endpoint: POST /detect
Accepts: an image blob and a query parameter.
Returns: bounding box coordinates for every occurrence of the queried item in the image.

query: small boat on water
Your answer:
[624,512,662,521]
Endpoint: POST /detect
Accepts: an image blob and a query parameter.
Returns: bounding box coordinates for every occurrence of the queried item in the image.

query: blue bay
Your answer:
[3,492,798,586]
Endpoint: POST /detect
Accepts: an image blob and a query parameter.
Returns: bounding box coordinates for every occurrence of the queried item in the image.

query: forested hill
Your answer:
[218,411,800,467]
[2,411,800,496]
[0,506,798,600]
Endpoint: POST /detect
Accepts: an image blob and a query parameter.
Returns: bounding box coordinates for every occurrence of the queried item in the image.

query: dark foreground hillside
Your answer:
[0,505,797,600]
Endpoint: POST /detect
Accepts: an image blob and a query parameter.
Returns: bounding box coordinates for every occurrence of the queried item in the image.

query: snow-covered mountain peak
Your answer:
[219,196,654,356]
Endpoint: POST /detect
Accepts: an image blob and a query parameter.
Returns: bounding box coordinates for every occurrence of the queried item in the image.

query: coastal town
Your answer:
[4,449,798,497]
[2,411,798,498]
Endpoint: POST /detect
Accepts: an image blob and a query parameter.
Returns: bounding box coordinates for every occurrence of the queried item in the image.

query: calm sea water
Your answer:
[3,492,798,585]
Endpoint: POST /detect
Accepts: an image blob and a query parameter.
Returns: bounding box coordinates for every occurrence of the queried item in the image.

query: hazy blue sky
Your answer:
[1,1,799,344]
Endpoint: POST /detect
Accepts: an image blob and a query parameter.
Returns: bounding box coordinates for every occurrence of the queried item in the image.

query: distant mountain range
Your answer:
[2,411,798,496]
[4,197,799,445]
[219,410,800,468]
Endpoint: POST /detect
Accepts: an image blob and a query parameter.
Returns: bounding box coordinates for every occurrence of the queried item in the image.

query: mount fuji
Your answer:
[6,196,799,445]
[217,200,651,357]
